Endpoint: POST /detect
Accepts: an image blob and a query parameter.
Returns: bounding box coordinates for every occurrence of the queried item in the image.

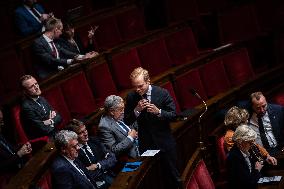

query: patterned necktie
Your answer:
[257,115,270,148]
[50,41,58,58]
[30,7,41,19]
[83,144,96,164]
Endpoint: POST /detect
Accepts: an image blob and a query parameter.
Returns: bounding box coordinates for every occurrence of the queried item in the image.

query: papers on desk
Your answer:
[258,176,282,183]
[141,150,160,157]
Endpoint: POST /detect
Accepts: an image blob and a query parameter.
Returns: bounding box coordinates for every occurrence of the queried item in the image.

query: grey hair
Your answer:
[54,130,78,150]
[104,95,124,112]
[232,124,257,143]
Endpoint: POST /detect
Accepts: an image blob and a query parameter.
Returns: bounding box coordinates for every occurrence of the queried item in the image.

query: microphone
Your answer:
[190,88,207,150]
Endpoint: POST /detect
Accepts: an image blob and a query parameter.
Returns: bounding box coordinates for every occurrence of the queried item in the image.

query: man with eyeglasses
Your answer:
[20,75,62,139]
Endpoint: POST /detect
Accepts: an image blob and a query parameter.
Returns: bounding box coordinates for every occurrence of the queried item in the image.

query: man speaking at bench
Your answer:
[124,67,181,188]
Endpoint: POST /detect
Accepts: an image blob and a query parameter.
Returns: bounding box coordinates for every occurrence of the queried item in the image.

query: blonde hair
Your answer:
[130,67,150,82]
[232,124,257,143]
[224,106,249,129]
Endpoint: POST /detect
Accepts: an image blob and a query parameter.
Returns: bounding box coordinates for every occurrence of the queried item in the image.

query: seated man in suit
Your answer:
[20,75,62,139]
[66,119,117,188]
[247,92,284,156]
[0,109,32,188]
[52,130,97,189]
[15,0,53,36]
[98,95,139,159]
[33,17,96,79]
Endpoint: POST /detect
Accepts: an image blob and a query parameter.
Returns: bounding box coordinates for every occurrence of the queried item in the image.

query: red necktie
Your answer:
[50,41,58,58]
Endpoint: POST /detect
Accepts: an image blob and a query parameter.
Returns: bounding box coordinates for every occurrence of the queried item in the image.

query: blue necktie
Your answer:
[118,121,130,133]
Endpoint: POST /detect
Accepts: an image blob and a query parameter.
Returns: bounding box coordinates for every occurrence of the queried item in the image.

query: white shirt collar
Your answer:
[43,34,53,43]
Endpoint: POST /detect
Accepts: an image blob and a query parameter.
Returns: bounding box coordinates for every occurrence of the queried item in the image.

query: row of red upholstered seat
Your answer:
[163,48,254,112]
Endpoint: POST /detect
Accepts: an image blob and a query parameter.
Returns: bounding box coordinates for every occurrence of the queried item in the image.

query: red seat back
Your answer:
[137,38,173,76]
[218,5,260,43]
[86,62,117,106]
[165,28,199,66]
[60,72,97,118]
[110,48,142,90]
[194,160,215,189]
[199,59,231,97]
[222,48,254,86]
[11,105,28,144]
[160,81,181,113]
[42,86,71,130]
[185,175,199,189]
[217,136,227,171]
[116,7,145,40]
[175,69,207,110]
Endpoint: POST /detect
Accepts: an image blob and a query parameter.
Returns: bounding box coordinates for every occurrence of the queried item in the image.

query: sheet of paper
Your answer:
[141,150,160,156]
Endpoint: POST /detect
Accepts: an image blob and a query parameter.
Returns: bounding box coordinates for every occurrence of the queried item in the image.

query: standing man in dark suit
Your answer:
[33,17,96,79]
[15,0,53,37]
[0,109,32,188]
[124,67,181,188]
[248,92,284,156]
[52,130,97,189]
[20,75,62,139]
[98,95,139,159]
[66,119,117,188]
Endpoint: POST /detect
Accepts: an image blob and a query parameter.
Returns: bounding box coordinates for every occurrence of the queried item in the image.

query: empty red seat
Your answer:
[137,38,173,77]
[160,81,181,113]
[60,71,97,118]
[218,5,261,43]
[222,48,254,86]
[194,160,215,189]
[199,58,231,97]
[116,7,145,40]
[110,48,142,90]
[42,86,71,130]
[175,69,207,110]
[165,27,199,66]
[86,61,117,106]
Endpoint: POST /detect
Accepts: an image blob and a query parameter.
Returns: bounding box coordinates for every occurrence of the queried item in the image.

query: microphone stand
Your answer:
[190,89,207,151]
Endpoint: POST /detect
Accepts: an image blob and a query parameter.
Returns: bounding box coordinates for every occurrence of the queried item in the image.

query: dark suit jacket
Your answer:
[239,101,284,153]
[20,96,62,139]
[14,4,45,36]
[124,85,177,154]
[51,155,97,189]
[0,135,23,173]
[98,115,139,158]
[227,145,261,189]
[78,137,116,179]
[56,34,94,55]
[33,35,77,79]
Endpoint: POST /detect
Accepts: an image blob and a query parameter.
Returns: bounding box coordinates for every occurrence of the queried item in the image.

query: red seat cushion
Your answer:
[222,48,254,86]
[137,38,173,77]
[194,160,215,189]
[199,59,231,97]
[11,105,28,144]
[165,27,199,66]
[110,48,142,90]
[60,72,97,118]
[175,69,207,110]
